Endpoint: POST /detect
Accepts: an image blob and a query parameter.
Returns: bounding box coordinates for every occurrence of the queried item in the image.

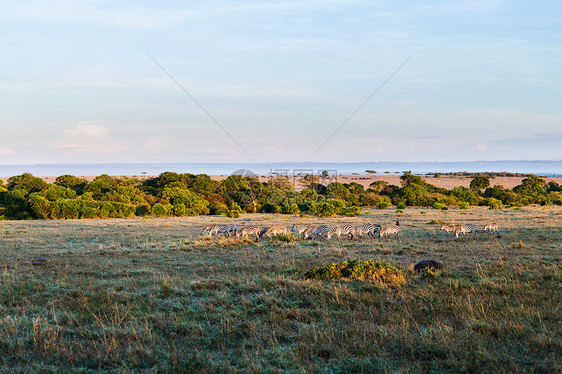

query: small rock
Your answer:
[32,258,47,266]
[414,260,443,274]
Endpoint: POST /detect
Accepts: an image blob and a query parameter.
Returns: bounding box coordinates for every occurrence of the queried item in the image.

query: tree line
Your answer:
[0,172,560,220]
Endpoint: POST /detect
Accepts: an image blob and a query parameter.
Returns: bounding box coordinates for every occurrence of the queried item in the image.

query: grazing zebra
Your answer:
[354,224,380,239]
[217,224,239,237]
[440,225,456,235]
[379,220,400,238]
[484,223,499,233]
[291,224,314,237]
[303,225,329,239]
[261,226,288,238]
[454,224,477,238]
[201,224,218,237]
[235,225,260,240]
[326,225,356,240]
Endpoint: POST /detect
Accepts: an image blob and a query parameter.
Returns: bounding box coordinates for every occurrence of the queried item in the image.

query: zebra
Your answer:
[291,223,314,238]
[379,220,400,238]
[354,224,380,239]
[235,225,260,240]
[440,225,456,235]
[454,224,477,238]
[484,223,499,233]
[326,225,356,240]
[260,226,288,238]
[201,224,218,237]
[217,224,239,237]
[303,225,329,239]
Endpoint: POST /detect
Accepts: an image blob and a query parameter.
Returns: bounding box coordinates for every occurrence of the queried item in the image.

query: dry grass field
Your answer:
[1,207,561,372]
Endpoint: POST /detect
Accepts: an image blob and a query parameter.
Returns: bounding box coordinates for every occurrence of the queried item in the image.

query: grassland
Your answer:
[1,207,560,373]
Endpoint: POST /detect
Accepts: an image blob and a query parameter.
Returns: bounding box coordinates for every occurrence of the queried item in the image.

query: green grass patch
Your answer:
[304,260,405,285]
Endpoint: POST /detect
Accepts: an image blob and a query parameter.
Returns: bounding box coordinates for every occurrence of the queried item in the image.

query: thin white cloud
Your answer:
[62,124,110,139]
[0,148,16,155]
[51,123,127,154]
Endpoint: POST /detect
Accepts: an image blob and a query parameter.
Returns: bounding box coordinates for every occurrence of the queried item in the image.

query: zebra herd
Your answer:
[201,221,401,240]
[201,221,499,241]
[440,222,499,238]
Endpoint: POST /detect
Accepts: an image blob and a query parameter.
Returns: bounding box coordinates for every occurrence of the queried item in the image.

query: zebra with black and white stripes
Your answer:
[235,225,260,240]
[354,223,381,239]
[454,224,477,238]
[326,225,356,240]
[217,224,239,237]
[201,224,218,237]
[379,220,400,238]
[303,225,329,239]
[260,225,288,238]
[291,224,315,238]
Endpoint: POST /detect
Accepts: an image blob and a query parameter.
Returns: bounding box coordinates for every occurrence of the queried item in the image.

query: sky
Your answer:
[1,0,561,165]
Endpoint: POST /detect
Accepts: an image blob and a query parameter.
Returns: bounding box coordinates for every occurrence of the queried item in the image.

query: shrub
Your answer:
[173,203,187,216]
[287,203,300,215]
[151,203,169,217]
[309,202,336,217]
[304,260,405,286]
[458,201,470,210]
[160,186,209,215]
[269,233,293,243]
[136,204,151,216]
[340,206,361,217]
[51,199,80,219]
[262,203,282,214]
[469,176,490,191]
[433,202,446,210]
[226,209,240,218]
[428,219,446,225]
[451,186,479,205]
[210,203,229,215]
[396,202,406,210]
[28,194,52,219]
[377,201,389,210]
[79,204,97,219]
[487,198,503,210]
[360,193,390,207]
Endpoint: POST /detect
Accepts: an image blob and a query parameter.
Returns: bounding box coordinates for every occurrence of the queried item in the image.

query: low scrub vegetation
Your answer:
[304,259,405,285]
[0,172,561,221]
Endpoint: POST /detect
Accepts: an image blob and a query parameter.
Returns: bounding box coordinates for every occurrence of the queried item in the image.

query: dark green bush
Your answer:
[433,202,446,210]
[487,198,503,210]
[304,260,405,284]
[226,209,240,218]
[151,203,169,217]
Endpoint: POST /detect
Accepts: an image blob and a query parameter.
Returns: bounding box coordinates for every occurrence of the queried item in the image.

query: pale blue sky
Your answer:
[1,1,561,164]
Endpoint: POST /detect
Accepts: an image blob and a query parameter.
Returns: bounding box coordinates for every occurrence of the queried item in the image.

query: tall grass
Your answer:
[0,207,560,372]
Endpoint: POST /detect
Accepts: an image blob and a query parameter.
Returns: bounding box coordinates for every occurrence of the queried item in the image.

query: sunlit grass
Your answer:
[0,207,560,372]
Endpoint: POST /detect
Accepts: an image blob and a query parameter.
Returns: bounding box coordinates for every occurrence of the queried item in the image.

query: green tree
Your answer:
[40,184,77,201]
[7,173,48,193]
[450,186,479,206]
[400,172,424,187]
[400,183,431,206]
[28,194,52,219]
[470,176,490,191]
[160,186,210,215]
[55,175,87,193]
[326,182,352,203]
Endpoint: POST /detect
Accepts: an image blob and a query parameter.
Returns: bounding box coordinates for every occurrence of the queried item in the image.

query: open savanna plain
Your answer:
[1,207,560,373]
